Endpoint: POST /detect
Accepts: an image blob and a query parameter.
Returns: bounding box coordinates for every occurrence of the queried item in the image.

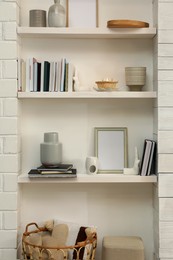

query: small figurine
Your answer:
[73,70,92,92]
[123,147,140,175]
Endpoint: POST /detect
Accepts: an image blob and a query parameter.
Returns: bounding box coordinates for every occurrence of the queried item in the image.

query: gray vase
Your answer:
[40,132,62,166]
[48,0,66,27]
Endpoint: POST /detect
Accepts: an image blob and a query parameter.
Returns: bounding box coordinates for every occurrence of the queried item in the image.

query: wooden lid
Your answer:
[107,20,149,28]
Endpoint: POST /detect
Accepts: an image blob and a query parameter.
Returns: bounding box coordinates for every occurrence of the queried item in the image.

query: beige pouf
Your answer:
[102,236,144,260]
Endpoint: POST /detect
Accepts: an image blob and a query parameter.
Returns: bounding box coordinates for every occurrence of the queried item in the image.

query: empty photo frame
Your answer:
[67,0,98,27]
[95,127,128,174]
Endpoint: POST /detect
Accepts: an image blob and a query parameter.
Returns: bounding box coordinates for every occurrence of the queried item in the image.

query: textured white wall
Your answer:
[0,1,19,259]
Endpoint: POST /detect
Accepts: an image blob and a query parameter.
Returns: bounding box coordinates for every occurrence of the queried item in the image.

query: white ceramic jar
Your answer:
[85,157,99,175]
[125,67,146,91]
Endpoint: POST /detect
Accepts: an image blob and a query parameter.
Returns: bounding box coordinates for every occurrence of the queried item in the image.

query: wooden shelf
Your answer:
[18,174,157,184]
[18,91,157,99]
[17,27,157,39]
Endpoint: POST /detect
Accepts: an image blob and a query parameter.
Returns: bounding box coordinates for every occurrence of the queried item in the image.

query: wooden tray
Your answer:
[107,20,149,28]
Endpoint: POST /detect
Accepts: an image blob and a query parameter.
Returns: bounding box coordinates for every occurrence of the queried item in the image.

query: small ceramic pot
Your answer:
[40,132,62,166]
[125,67,146,91]
[29,10,46,27]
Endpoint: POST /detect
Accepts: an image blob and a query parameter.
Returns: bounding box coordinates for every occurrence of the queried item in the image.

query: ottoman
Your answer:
[102,236,144,260]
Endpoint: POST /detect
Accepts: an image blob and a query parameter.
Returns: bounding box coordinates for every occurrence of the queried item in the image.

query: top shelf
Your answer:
[17,27,157,39]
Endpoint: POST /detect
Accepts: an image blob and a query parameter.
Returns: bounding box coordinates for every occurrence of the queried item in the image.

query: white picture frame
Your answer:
[67,0,98,28]
[95,127,128,174]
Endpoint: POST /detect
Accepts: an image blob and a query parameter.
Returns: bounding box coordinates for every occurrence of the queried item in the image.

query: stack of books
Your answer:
[140,139,156,176]
[18,57,75,93]
[28,164,77,178]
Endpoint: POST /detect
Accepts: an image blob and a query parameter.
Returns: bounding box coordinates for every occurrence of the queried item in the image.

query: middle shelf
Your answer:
[18,91,157,99]
[18,174,157,184]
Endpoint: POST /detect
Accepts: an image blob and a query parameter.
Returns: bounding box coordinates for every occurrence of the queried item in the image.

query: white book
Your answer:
[68,63,75,92]
[40,61,45,92]
[60,58,66,92]
[21,60,26,92]
[33,62,38,92]
[17,59,22,92]
[55,61,61,92]
[25,58,30,92]
[49,61,56,92]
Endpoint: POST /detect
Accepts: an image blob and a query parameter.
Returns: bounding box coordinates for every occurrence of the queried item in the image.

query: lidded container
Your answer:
[40,132,62,166]
[48,0,66,27]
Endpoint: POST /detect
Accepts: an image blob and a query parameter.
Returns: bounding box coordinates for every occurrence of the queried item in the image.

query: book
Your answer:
[68,63,75,92]
[60,58,66,92]
[140,139,152,176]
[26,57,37,92]
[55,61,61,91]
[37,164,73,172]
[43,61,50,91]
[28,168,77,178]
[37,62,41,91]
[146,140,156,176]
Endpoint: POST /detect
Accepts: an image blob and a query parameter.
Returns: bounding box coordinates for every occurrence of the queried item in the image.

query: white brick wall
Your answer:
[158,0,173,258]
[0,1,18,258]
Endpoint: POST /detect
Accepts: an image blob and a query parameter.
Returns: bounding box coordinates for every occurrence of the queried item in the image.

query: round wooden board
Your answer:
[107,20,149,28]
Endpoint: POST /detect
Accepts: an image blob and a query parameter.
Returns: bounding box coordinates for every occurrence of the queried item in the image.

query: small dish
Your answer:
[95,81,118,91]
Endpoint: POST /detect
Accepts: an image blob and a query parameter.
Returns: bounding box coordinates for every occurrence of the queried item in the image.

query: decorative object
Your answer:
[29,10,46,27]
[102,236,144,260]
[107,19,149,28]
[86,156,99,175]
[48,0,66,27]
[67,0,98,28]
[123,147,140,175]
[22,222,97,260]
[40,132,62,166]
[95,80,118,91]
[125,67,146,91]
[95,127,128,174]
[73,71,92,91]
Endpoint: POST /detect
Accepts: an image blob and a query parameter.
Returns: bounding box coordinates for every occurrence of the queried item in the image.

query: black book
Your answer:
[28,168,77,178]
[43,61,50,91]
[37,62,41,91]
[140,139,153,176]
[147,141,156,176]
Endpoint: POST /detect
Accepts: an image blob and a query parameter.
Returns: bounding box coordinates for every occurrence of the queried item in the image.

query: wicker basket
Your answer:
[22,222,97,260]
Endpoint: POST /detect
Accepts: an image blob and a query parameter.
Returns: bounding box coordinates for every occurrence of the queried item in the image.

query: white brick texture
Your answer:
[0,138,2,154]
[3,22,16,41]
[0,155,19,172]
[0,249,17,260]
[3,174,17,192]
[0,41,17,59]
[0,3,16,22]
[3,211,17,230]
[0,212,2,229]
[3,98,18,117]
[4,136,19,154]
[0,193,17,210]
[2,60,17,79]
[0,79,17,97]
[0,23,2,40]
[0,174,2,191]
[0,99,3,116]
[0,118,18,135]
[0,230,17,248]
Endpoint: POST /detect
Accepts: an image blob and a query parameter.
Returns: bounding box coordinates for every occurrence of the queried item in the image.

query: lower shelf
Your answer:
[18,174,157,184]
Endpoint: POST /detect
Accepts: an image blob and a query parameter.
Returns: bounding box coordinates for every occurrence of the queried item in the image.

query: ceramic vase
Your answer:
[40,132,62,166]
[48,0,66,27]
[125,67,146,91]
[85,157,99,175]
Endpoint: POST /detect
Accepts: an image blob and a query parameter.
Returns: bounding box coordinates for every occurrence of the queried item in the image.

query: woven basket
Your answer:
[22,222,97,260]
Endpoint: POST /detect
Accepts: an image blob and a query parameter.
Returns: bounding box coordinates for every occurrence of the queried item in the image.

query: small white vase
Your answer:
[40,132,62,166]
[85,157,99,175]
[48,0,66,27]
